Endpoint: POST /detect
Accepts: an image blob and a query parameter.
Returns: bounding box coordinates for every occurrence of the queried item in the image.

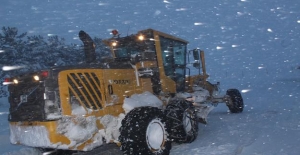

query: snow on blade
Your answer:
[99,114,125,143]
[83,114,125,151]
[56,116,97,148]
[9,124,52,148]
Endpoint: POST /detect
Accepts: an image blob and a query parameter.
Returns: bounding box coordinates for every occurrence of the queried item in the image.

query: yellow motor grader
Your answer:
[4,29,244,155]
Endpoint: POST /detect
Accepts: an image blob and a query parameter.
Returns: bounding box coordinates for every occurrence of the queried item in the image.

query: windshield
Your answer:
[114,46,139,58]
[112,35,155,59]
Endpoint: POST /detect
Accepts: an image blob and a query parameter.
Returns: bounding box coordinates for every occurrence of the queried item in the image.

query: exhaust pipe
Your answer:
[79,30,96,63]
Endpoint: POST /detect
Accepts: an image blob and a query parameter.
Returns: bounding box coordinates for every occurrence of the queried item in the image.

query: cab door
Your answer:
[159,36,187,92]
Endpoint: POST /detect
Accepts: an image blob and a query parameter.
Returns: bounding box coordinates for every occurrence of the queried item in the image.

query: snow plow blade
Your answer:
[193,103,214,124]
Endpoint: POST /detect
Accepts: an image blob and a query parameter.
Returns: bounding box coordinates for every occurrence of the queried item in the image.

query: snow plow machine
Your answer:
[4,29,244,155]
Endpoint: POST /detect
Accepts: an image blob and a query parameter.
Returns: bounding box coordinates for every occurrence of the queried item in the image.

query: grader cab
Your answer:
[4,29,244,155]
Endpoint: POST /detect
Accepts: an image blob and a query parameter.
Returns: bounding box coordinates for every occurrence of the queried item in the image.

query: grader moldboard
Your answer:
[4,29,244,155]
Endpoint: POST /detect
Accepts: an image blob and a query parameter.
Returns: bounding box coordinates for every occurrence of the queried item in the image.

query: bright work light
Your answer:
[33,75,40,81]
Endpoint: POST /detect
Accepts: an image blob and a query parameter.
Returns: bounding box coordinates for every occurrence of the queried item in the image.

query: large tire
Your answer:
[165,99,198,143]
[119,107,171,155]
[226,89,244,113]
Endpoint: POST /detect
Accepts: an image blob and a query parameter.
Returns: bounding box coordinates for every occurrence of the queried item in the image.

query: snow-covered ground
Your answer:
[1,0,300,154]
[171,68,300,155]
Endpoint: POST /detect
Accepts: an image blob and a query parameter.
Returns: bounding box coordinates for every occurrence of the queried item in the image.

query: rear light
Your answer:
[3,78,12,85]
[33,71,49,82]
[3,71,49,85]
[2,78,19,85]
[4,78,10,83]
[112,29,119,36]
[41,71,49,77]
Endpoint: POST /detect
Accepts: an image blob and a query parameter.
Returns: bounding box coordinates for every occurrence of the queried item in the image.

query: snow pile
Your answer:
[99,114,125,143]
[9,124,52,148]
[70,96,91,115]
[56,115,97,148]
[123,91,163,113]
[83,114,125,151]
[71,101,87,115]
[82,129,105,151]
[9,107,106,151]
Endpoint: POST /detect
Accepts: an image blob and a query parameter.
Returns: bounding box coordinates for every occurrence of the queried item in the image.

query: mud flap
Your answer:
[193,103,214,124]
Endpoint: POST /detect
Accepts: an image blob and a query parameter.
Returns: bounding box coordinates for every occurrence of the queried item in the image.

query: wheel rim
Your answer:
[146,119,165,151]
[183,110,192,133]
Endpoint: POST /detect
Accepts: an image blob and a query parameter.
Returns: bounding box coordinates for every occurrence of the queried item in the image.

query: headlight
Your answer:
[138,35,144,41]
[112,42,117,46]
[13,79,18,84]
[33,75,40,81]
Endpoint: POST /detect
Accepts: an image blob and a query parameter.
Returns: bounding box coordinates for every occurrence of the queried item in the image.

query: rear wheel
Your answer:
[226,89,244,113]
[119,107,171,155]
[165,99,198,143]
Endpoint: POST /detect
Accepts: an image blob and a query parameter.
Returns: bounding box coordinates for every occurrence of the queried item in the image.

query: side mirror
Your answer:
[192,49,200,69]
[193,49,200,61]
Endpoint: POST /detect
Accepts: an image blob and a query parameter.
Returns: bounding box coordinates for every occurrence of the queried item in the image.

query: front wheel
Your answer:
[119,107,171,155]
[226,89,244,113]
[165,99,198,143]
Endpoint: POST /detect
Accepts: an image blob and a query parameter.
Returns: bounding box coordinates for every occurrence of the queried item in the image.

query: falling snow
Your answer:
[1,0,300,154]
